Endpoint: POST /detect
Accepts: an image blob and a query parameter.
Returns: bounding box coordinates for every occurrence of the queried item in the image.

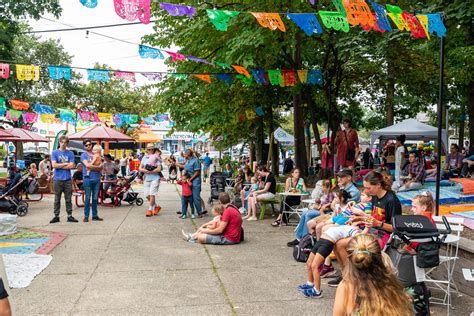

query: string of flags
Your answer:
[0,61,324,87]
[0,96,266,127]
[79,1,446,39]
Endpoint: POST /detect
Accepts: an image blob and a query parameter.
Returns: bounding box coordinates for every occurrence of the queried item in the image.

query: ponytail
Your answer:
[364,171,392,192]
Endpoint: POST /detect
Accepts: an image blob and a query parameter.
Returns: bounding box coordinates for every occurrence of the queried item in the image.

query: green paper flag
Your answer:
[216,62,233,70]
[237,74,253,86]
[130,114,139,123]
[206,9,240,31]
[170,74,188,80]
[319,11,350,32]
[268,70,284,86]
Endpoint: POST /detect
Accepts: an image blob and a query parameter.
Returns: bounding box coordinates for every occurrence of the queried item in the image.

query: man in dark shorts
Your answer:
[194,192,243,245]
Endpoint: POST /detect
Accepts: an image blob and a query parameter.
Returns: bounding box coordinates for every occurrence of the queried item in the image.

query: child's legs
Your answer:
[189,197,195,214]
[181,197,187,216]
[310,253,326,291]
[306,252,315,283]
[307,218,318,236]
[316,221,327,240]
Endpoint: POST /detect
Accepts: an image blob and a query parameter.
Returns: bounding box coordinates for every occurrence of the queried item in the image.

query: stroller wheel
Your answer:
[136,198,144,206]
[16,203,28,217]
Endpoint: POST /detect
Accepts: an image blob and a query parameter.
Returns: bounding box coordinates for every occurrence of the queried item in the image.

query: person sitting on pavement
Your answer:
[244,165,276,221]
[392,152,425,192]
[182,204,225,242]
[272,168,307,227]
[443,144,464,179]
[461,153,474,178]
[191,192,242,245]
[332,234,413,316]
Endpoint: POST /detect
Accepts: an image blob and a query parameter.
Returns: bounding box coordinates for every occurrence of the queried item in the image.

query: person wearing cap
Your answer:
[335,119,359,171]
[139,143,162,217]
[336,169,361,203]
[103,154,118,194]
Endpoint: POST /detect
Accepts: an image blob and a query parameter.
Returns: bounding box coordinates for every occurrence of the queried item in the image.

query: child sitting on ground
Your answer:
[182,204,225,242]
[177,171,194,219]
[298,218,372,298]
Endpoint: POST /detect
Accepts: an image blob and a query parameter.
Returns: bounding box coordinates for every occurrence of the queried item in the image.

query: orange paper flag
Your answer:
[251,12,286,32]
[192,74,212,83]
[10,100,29,110]
[232,65,251,78]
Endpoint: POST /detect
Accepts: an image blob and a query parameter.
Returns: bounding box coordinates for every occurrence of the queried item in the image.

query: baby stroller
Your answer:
[384,215,451,316]
[0,170,29,216]
[107,171,144,206]
[208,171,226,205]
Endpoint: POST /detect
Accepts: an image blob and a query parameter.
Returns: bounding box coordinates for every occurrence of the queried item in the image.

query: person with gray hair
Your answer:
[50,135,77,224]
[177,149,203,216]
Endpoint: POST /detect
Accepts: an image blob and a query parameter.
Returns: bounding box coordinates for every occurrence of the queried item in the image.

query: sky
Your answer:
[28,0,170,86]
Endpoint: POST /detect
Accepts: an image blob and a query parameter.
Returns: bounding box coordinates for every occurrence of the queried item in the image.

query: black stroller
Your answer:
[0,170,29,216]
[384,215,451,316]
[208,171,226,205]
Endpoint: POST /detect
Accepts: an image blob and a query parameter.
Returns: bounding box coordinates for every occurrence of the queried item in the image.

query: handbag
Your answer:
[344,131,356,161]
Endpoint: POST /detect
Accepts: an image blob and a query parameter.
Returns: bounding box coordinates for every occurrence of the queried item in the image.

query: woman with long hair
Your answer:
[272,168,306,227]
[245,165,276,221]
[333,234,414,316]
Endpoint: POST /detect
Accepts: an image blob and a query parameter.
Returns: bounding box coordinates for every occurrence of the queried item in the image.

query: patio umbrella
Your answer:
[6,128,49,143]
[0,129,20,142]
[68,125,135,142]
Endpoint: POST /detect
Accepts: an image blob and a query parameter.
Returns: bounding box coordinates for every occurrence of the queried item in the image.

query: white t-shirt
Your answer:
[324,225,360,243]
[395,146,405,168]
[120,158,127,167]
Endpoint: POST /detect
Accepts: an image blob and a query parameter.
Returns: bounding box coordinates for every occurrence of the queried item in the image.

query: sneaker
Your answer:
[181,229,189,241]
[83,217,89,222]
[191,214,196,219]
[320,265,336,278]
[328,276,343,287]
[180,214,187,219]
[297,283,313,292]
[67,216,79,223]
[92,216,103,221]
[300,287,323,299]
[287,239,299,247]
[49,216,60,224]
[154,205,162,215]
[146,211,153,217]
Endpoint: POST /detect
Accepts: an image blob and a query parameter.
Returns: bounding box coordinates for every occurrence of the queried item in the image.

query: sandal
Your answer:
[271,219,281,227]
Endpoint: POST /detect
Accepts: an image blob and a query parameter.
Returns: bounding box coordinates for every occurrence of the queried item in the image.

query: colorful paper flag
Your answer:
[139,45,165,59]
[87,69,109,82]
[232,65,251,78]
[159,2,196,18]
[251,12,286,32]
[113,71,136,82]
[113,0,151,24]
[16,64,40,81]
[48,66,71,80]
[319,11,350,32]
[11,100,29,110]
[192,74,212,84]
[80,0,98,8]
[0,64,9,79]
[206,9,240,31]
[287,13,323,36]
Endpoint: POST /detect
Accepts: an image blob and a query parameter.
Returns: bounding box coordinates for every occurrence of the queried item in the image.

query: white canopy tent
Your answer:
[370,119,448,150]
[272,127,294,145]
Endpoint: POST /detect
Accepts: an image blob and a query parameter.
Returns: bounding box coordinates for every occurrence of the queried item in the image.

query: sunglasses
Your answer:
[85,143,92,147]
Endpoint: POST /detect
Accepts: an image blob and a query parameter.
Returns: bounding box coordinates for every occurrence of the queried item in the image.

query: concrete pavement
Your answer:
[9,182,474,315]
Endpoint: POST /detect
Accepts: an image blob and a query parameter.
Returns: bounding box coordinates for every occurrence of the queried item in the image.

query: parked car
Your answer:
[3,151,45,168]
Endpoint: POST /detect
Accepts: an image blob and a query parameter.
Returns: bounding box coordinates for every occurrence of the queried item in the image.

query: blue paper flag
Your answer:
[308,70,323,86]
[143,116,155,125]
[33,103,54,115]
[48,66,71,80]
[139,45,165,59]
[87,69,109,82]
[255,106,264,117]
[368,0,392,33]
[287,13,323,36]
[251,68,268,85]
[427,13,446,38]
[80,0,97,8]
[215,74,233,87]
[59,109,75,123]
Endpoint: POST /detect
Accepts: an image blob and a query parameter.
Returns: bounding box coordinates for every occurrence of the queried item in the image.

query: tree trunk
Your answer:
[293,31,308,175]
[305,125,312,167]
[458,101,465,150]
[469,80,474,153]
[249,139,255,170]
[268,104,279,176]
[293,91,308,175]
[255,116,264,163]
[386,48,395,127]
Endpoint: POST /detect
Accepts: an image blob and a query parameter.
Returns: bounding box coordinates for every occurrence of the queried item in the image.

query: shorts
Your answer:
[333,214,349,225]
[205,234,236,245]
[257,192,275,200]
[311,238,334,257]
[143,179,160,197]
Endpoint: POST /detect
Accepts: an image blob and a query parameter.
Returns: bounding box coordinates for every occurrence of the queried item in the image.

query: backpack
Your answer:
[27,178,39,194]
[293,234,315,262]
